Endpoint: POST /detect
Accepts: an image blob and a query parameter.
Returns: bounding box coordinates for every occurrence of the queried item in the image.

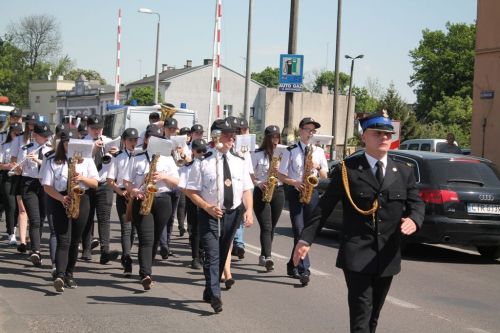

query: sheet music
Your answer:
[170,135,188,149]
[235,134,256,153]
[68,139,94,159]
[147,136,173,157]
[311,134,334,146]
[104,136,121,152]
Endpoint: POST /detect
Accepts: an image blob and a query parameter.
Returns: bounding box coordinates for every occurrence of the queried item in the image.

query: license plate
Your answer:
[467,203,500,215]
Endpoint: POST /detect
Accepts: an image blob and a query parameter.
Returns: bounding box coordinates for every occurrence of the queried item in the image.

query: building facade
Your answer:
[29,78,75,125]
[472,0,500,166]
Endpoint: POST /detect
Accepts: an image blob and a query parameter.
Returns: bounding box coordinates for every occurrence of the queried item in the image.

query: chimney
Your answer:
[185,60,193,68]
[203,58,213,65]
[162,64,168,72]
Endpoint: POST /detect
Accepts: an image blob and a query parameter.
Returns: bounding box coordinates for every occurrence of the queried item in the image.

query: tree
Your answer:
[352,86,378,113]
[312,70,350,94]
[126,86,156,106]
[65,69,106,85]
[51,55,74,77]
[7,15,62,72]
[251,67,279,88]
[377,84,418,141]
[409,22,475,120]
[0,38,30,107]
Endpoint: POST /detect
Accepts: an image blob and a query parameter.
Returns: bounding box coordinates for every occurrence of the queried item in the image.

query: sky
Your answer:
[1,0,477,103]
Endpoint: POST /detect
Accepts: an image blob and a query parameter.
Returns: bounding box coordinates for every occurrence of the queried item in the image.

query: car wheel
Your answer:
[476,245,500,260]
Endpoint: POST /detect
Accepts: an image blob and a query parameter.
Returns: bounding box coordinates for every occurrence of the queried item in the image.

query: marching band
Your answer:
[3,106,415,325]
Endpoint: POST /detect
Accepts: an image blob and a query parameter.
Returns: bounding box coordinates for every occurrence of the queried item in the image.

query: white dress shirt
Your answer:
[107,150,135,188]
[41,157,99,192]
[252,149,283,185]
[278,141,328,180]
[186,151,254,210]
[364,152,387,178]
[83,134,113,183]
[123,152,179,193]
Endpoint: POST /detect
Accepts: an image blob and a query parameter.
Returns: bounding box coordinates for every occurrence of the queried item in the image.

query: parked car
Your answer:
[399,138,459,152]
[318,150,500,259]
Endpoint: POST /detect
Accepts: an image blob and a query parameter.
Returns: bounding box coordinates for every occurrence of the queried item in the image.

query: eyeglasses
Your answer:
[301,127,317,134]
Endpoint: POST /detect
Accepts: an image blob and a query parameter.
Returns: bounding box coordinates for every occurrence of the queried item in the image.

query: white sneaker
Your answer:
[8,234,17,246]
[258,255,266,266]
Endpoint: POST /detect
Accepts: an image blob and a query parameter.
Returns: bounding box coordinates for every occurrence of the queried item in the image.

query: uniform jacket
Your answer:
[301,153,425,276]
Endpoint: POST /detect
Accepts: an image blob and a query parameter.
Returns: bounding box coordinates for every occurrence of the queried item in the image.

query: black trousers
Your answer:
[160,190,180,249]
[132,194,172,278]
[343,270,393,333]
[21,177,46,253]
[177,191,187,231]
[199,206,243,298]
[0,172,17,235]
[82,183,113,254]
[51,192,90,278]
[186,196,200,259]
[253,186,285,258]
[115,193,135,257]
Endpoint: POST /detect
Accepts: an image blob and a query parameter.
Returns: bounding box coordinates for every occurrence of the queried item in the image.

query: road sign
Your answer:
[279,54,304,93]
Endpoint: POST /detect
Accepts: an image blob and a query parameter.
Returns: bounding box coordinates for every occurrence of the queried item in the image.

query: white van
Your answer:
[399,139,457,152]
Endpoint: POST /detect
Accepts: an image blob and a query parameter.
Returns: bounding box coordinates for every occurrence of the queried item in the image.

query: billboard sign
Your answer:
[278,54,304,93]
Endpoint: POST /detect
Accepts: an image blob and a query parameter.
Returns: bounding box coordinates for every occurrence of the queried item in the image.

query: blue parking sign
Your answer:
[279,54,304,92]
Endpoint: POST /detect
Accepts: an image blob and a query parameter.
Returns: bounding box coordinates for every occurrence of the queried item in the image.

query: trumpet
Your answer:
[7,142,50,177]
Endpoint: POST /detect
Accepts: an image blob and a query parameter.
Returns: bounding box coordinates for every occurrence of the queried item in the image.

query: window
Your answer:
[421,143,431,151]
[35,96,41,103]
[399,144,408,150]
[223,105,233,118]
[408,143,419,150]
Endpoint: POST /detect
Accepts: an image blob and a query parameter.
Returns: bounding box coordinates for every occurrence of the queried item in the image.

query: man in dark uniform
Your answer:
[293,111,425,333]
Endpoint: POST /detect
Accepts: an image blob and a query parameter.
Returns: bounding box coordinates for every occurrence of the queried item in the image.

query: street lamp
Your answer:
[138,8,161,105]
[343,54,364,158]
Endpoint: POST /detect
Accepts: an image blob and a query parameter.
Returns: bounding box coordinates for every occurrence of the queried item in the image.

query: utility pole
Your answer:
[330,0,342,160]
[283,0,299,144]
[243,0,253,123]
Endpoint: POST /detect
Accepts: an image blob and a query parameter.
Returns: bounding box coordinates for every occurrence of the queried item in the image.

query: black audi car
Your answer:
[319,150,500,259]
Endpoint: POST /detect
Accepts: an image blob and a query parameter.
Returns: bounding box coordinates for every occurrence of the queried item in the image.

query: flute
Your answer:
[8,142,50,177]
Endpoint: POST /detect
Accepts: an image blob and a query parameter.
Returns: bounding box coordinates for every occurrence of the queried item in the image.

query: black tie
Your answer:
[222,154,233,210]
[93,138,103,171]
[376,161,384,185]
[38,146,44,171]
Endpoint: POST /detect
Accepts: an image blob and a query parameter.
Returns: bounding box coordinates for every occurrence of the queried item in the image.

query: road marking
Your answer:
[244,243,330,276]
[385,296,420,309]
[429,243,480,256]
[467,328,492,333]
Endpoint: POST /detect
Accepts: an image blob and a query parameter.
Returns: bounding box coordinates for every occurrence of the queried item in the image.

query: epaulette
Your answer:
[114,150,124,157]
[203,151,213,159]
[255,147,264,152]
[185,160,195,167]
[230,150,244,160]
[44,150,55,158]
[287,144,298,151]
[134,151,147,157]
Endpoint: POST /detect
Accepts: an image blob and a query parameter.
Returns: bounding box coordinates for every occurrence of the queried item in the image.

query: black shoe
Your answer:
[236,247,245,259]
[300,270,311,286]
[159,247,169,260]
[29,252,42,267]
[210,296,223,313]
[17,243,27,253]
[179,228,186,237]
[202,289,211,303]
[100,250,119,264]
[141,275,152,290]
[224,278,235,290]
[64,275,78,289]
[90,238,100,250]
[287,262,301,279]
[191,258,201,270]
[123,256,132,277]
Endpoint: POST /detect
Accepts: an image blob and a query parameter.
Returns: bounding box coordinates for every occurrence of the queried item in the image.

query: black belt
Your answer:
[222,204,243,215]
[155,192,171,198]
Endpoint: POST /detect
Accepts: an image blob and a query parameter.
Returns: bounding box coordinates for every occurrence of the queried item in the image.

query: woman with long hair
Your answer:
[251,125,285,272]
[0,123,23,245]
[42,128,99,292]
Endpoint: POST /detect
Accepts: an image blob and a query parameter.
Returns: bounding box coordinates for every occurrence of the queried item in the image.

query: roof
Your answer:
[126,64,265,88]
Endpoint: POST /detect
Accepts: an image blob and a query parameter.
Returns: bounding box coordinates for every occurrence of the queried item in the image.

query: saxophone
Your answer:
[140,154,159,215]
[66,152,85,219]
[262,155,280,203]
[299,145,319,204]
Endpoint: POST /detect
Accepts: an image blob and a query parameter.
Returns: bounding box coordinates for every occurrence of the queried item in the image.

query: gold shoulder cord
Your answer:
[340,161,379,221]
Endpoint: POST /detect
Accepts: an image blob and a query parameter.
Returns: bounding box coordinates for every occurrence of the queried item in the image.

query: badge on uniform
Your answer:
[224,178,232,187]
[392,167,397,172]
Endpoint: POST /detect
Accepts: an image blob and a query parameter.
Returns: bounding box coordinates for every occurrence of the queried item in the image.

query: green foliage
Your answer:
[65,69,106,85]
[312,70,350,94]
[409,22,475,120]
[0,39,30,107]
[377,84,418,141]
[352,86,378,113]
[126,86,156,106]
[251,67,279,88]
